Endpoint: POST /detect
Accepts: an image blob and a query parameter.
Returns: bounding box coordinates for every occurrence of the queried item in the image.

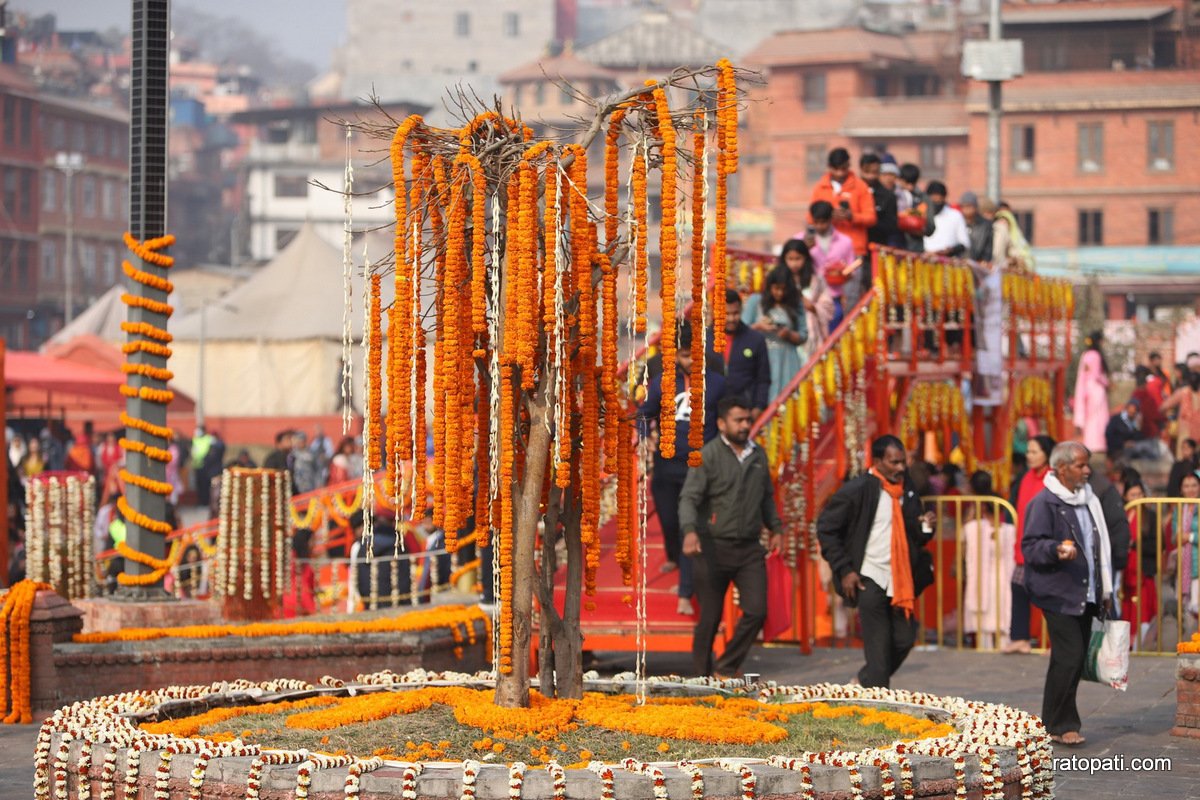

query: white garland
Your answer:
[507,761,526,800]
[342,124,356,434]
[460,759,480,800]
[24,474,96,599]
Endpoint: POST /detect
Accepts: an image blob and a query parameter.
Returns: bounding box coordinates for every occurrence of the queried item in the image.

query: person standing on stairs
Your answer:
[639,322,726,616]
[817,435,936,687]
[710,288,772,418]
[678,394,782,677]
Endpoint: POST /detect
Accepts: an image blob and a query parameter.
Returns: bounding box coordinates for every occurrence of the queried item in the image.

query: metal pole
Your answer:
[986,0,1003,203]
[198,303,205,428]
[64,168,74,324]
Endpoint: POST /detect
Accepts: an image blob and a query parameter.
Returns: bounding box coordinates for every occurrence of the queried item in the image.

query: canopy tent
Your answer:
[4,350,195,417]
[169,224,394,417]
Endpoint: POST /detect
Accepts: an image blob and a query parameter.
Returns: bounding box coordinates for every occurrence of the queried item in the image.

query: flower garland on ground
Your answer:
[117,231,177,585]
[1,580,53,724]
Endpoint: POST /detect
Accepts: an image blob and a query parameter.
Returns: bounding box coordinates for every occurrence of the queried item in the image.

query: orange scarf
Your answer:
[870,467,915,617]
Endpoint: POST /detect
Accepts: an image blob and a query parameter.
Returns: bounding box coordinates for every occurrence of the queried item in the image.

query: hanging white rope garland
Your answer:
[341,125,355,435]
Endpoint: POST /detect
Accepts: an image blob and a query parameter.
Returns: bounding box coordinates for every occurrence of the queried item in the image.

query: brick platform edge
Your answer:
[1171,652,1200,739]
[52,746,1030,800]
[28,590,490,713]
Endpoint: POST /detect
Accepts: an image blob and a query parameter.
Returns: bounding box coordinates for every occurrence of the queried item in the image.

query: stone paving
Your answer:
[0,644,1196,798]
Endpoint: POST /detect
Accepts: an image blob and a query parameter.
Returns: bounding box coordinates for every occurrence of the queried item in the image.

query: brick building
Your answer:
[747,1,1200,264]
[0,63,41,348]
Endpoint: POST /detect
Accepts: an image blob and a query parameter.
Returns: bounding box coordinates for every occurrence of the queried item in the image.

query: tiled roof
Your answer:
[744,27,916,67]
[841,97,969,137]
[499,51,621,85]
[577,10,728,70]
[966,74,1200,111]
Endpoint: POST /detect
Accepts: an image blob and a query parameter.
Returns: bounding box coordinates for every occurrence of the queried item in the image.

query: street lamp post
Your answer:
[54,151,84,325]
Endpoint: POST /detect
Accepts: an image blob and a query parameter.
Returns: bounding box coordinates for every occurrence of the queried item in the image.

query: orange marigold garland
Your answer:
[632,138,649,335]
[366,272,383,472]
[688,114,708,467]
[1,580,52,724]
[497,365,515,674]
[652,86,679,459]
[712,59,739,355]
[430,157,448,530]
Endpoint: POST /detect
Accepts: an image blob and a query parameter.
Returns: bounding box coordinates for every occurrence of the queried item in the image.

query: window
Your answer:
[51,119,66,149]
[873,75,889,97]
[802,72,826,111]
[273,174,308,198]
[805,144,826,183]
[102,179,117,219]
[1147,121,1174,171]
[19,169,32,220]
[1148,208,1174,245]
[1076,123,1103,173]
[80,241,97,282]
[110,126,124,159]
[503,12,519,37]
[81,175,97,216]
[275,227,300,251]
[1078,210,1103,246]
[1,97,12,145]
[560,86,574,105]
[455,12,470,37]
[763,166,773,207]
[19,100,32,148]
[1010,124,1035,173]
[72,123,86,152]
[103,247,118,284]
[92,125,106,157]
[1013,211,1035,245]
[2,169,16,215]
[918,141,947,180]
[534,83,545,105]
[43,171,57,212]
[41,241,58,281]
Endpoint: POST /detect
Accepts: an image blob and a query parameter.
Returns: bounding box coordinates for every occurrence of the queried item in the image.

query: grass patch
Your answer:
[179,691,949,764]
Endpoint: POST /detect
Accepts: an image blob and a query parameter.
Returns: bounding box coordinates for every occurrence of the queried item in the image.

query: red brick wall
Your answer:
[1173,654,1200,739]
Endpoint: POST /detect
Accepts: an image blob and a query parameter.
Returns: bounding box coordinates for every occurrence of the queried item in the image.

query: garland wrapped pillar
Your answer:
[117,0,174,597]
[213,468,290,621]
[23,473,96,600]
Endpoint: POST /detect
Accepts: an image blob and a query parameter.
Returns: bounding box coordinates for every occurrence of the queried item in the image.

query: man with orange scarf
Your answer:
[817,435,936,687]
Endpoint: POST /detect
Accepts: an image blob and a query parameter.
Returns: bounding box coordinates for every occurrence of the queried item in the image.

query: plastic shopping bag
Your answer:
[762,551,793,641]
[1083,617,1129,691]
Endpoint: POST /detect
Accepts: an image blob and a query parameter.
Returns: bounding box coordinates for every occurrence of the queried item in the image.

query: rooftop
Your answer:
[841,97,969,138]
[577,10,727,70]
[966,69,1200,112]
[1001,3,1175,26]
[498,51,622,86]
[745,27,916,67]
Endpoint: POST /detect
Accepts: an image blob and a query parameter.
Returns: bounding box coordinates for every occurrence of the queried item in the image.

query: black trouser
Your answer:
[1041,605,1097,736]
[856,577,918,688]
[650,469,687,564]
[1010,578,1033,642]
[692,537,767,677]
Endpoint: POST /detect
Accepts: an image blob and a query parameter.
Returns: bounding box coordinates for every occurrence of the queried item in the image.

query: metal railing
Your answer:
[1122,497,1200,655]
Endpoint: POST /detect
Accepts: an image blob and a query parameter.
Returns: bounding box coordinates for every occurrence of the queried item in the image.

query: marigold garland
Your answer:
[121,362,174,382]
[119,411,173,441]
[122,259,173,294]
[117,437,170,463]
[117,495,173,535]
[712,59,739,355]
[632,139,649,334]
[688,113,707,467]
[652,86,679,459]
[366,272,383,472]
[1,580,52,724]
[120,293,174,317]
[121,338,173,358]
[118,384,175,404]
[120,320,173,343]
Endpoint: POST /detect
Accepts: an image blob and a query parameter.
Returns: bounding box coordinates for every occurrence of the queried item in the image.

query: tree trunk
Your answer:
[494,372,554,708]
[537,489,561,697]
[553,495,585,699]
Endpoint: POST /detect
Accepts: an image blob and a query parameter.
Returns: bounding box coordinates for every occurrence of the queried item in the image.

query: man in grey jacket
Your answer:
[679,394,783,678]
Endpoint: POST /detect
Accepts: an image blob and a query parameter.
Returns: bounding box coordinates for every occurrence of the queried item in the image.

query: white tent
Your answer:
[170,224,394,417]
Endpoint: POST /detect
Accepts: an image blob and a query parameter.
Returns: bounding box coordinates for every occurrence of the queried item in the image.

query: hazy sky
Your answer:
[10,0,346,70]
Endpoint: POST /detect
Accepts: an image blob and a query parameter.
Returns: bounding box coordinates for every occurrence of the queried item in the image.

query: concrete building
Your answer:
[0,63,41,348]
[232,99,428,262]
[342,0,558,123]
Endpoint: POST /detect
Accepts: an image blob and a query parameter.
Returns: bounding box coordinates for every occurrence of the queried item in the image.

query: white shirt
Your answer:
[923,204,971,254]
[720,435,757,464]
[860,489,895,596]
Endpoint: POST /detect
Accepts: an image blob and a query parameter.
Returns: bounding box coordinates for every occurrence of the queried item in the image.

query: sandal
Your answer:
[1051,732,1086,746]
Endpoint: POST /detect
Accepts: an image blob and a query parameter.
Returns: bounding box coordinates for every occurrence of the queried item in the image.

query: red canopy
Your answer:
[4,350,195,415]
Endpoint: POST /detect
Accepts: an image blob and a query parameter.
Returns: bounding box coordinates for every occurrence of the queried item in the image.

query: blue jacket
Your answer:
[638,368,725,480]
[708,322,771,411]
[1021,488,1110,616]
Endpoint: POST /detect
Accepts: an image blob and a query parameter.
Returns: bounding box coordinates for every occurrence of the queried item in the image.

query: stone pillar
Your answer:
[1172,653,1200,739]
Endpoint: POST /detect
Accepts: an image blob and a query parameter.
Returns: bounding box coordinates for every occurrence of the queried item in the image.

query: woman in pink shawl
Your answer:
[1072,331,1110,454]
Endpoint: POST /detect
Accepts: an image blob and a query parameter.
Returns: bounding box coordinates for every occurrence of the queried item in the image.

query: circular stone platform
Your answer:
[36,670,1055,799]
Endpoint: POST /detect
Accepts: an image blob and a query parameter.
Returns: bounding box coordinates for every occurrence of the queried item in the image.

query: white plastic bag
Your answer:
[1084,617,1129,691]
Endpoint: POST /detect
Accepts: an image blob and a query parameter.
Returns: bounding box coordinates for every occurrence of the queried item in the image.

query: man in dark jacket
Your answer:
[709,289,772,417]
[861,152,899,289]
[817,435,936,687]
[1022,442,1115,746]
[639,322,726,615]
[679,394,782,677]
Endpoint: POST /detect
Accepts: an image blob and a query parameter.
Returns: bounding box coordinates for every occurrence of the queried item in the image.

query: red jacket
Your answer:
[1014,465,1050,565]
[810,171,877,256]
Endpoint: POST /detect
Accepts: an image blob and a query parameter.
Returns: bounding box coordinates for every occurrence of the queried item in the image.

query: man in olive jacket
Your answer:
[679,394,783,678]
[817,435,935,687]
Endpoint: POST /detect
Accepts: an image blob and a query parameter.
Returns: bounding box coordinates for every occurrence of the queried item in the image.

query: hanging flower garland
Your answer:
[688,111,708,467]
[1,580,52,724]
[652,85,679,459]
[366,272,383,472]
[24,475,95,600]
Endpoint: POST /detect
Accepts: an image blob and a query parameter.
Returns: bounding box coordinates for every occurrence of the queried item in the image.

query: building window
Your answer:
[1013,211,1035,245]
[1010,124,1035,173]
[503,12,519,37]
[92,125,106,157]
[1147,121,1174,171]
[534,83,545,105]
[81,175,97,216]
[41,240,58,281]
[72,123,86,152]
[2,169,17,215]
[455,12,470,37]
[1,97,12,146]
[19,100,32,148]
[19,169,32,220]
[102,179,118,219]
[1078,210,1103,246]
[918,141,947,180]
[110,126,124,159]
[80,241,97,283]
[873,75,889,97]
[51,119,66,149]
[802,72,826,111]
[560,86,575,105]
[1148,208,1174,245]
[1076,123,1103,173]
[763,166,773,207]
[805,143,826,183]
[43,171,57,212]
[274,174,308,198]
[276,227,300,251]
